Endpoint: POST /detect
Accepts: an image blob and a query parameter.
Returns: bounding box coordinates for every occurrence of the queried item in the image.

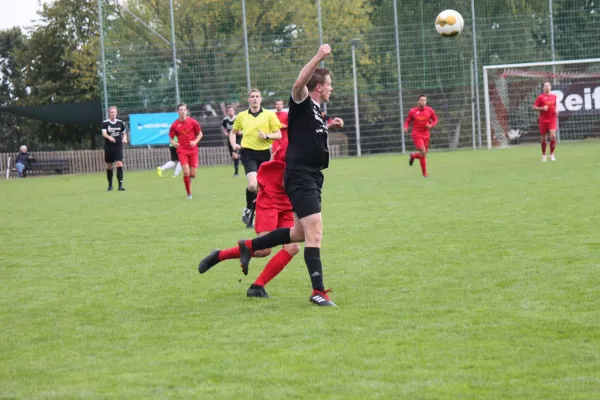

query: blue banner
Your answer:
[129,112,178,145]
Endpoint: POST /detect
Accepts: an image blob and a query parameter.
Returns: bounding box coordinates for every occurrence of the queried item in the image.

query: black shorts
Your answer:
[169,146,179,162]
[227,135,243,156]
[284,170,324,219]
[104,147,123,163]
[240,148,271,175]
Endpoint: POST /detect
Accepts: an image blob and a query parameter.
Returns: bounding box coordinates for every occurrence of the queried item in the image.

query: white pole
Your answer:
[549,0,560,143]
[241,0,251,92]
[5,156,10,179]
[392,0,405,153]
[97,0,109,118]
[351,39,361,157]
[549,0,556,82]
[168,0,180,104]
[483,67,492,149]
[316,0,327,115]
[471,0,482,148]
[471,59,476,150]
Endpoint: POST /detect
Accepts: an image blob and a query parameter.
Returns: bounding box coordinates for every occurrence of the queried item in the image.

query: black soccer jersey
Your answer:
[222,116,236,133]
[285,95,329,172]
[102,119,127,150]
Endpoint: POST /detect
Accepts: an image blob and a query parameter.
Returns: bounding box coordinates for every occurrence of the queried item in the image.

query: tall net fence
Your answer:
[99,0,600,156]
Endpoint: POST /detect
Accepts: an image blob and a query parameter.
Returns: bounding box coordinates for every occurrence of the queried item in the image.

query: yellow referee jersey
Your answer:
[233,108,282,151]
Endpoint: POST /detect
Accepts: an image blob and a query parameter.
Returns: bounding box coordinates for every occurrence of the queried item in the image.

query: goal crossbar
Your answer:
[483,58,600,149]
[483,58,600,71]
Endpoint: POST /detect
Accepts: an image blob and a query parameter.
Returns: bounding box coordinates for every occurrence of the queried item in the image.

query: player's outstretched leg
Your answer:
[198,246,241,274]
[409,152,420,166]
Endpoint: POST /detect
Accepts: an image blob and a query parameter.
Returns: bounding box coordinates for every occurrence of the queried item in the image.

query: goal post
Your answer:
[483,58,600,149]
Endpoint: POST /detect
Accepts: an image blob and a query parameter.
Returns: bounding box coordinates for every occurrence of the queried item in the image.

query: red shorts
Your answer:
[255,206,294,234]
[177,151,199,168]
[412,135,430,151]
[539,120,557,135]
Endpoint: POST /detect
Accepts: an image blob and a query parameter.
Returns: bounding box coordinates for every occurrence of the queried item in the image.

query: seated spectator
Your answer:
[15,145,35,178]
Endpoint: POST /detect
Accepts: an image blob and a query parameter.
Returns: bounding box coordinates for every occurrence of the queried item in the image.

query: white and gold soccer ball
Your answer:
[435,9,464,37]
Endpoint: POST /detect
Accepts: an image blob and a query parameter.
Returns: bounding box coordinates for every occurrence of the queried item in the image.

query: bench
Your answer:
[15,159,70,177]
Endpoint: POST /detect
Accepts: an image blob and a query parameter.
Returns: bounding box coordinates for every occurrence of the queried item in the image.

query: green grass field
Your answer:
[1,142,599,399]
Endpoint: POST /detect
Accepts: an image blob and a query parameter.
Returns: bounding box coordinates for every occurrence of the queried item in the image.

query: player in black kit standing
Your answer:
[237,44,344,307]
[101,106,128,191]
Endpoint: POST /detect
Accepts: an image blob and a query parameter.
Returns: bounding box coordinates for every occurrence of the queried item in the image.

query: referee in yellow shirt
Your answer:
[230,89,282,227]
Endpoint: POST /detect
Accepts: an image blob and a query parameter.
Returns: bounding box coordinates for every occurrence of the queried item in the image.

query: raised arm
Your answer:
[292,44,332,102]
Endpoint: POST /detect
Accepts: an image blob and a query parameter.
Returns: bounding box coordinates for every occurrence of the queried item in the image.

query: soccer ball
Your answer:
[435,10,464,37]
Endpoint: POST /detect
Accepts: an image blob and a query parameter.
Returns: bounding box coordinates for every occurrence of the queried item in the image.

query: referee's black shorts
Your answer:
[240,148,271,175]
[284,169,324,219]
[169,146,179,162]
[104,146,124,163]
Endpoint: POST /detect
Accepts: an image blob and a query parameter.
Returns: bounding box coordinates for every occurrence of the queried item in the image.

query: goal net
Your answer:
[483,59,600,149]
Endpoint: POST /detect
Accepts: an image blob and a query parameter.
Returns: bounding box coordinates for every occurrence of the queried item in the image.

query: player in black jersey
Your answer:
[101,106,128,191]
[236,45,343,307]
[222,105,241,177]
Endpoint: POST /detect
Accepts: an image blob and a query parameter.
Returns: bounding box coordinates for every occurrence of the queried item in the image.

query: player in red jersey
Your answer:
[404,95,438,177]
[272,99,288,154]
[197,138,300,298]
[169,103,203,199]
[533,82,558,162]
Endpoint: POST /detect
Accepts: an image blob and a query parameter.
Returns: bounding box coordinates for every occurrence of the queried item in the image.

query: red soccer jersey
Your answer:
[256,139,291,211]
[534,93,557,122]
[273,110,289,153]
[169,117,201,153]
[404,106,438,136]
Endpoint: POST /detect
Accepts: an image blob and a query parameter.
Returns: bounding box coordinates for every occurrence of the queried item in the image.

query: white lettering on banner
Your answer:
[137,123,170,130]
[565,94,583,111]
[553,86,600,113]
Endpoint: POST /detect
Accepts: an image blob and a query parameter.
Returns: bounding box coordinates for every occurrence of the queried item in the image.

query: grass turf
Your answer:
[1,142,599,399]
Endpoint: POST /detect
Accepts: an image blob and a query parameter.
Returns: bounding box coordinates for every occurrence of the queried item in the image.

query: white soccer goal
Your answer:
[483,58,600,149]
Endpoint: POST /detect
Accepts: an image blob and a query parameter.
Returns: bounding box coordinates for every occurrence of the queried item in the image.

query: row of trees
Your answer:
[0,0,597,152]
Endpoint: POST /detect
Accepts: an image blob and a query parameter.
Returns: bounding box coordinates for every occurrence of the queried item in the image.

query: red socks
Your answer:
[218,246,241,261]
[183,175,191,195]
[541,141,547,155]
[419,156,427,176]
[411,152,421,160]
[550,139,556,154]
[254,249,293,287]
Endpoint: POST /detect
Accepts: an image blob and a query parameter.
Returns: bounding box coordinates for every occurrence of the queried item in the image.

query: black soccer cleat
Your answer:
[247,284,270,298]
[118,185,126,191]
[409,154,415,166]
[309,289,337,307]
[238,240,252,276]
[242,208,251,225]
[198,249,221,274]
[246,208,255,229]
[107,185,113,191]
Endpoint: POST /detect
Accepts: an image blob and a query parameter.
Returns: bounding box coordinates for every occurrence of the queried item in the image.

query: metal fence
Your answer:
[97,0,600,155]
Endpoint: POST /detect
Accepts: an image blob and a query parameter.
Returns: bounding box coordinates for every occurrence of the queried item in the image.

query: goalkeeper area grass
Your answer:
[1,141,599,399]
